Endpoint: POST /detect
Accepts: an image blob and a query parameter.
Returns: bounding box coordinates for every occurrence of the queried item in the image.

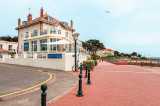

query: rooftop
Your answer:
[16,11,75,31]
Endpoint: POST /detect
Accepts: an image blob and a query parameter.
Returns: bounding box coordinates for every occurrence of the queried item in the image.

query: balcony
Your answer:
[40,29,47,35]
[31,31,38,37]
[25,33,29,38]
[24,28,74,42]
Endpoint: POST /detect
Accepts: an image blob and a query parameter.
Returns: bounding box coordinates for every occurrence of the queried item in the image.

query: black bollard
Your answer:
[80,64,83,75]
[76,74,84,97]
[41,84,47,106]
[87,69,91,85]
[158,60,159,65]
[84,66,88,78]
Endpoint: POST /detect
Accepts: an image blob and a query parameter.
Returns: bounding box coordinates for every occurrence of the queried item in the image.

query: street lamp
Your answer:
[73,33,79,71]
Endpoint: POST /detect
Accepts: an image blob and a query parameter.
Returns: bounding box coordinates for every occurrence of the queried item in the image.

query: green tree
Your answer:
[132,52,137,56]
[0,35,18,42]
[114,51,119,56]
[137,54,142,57]
[82,39,106,52]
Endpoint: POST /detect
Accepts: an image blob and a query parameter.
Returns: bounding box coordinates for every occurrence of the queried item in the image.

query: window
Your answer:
[31,30,38,37]
[45,17,53,22]
[31,41,37,51]
[50,38,61,51]
[50,28,56,34]
[40,29,47,35]
[58,29,61,35]
[8,45,12,51]
[50,38,56,42]
[40,39,47,51]
[65,32,68,38]
[0,44,3,49]
[25,32,29,38]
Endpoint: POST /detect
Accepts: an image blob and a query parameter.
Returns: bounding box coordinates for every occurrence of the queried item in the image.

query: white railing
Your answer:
[40,29,47,35]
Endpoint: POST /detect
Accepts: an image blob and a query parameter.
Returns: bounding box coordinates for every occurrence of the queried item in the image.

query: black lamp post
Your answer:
[73,33,80,72]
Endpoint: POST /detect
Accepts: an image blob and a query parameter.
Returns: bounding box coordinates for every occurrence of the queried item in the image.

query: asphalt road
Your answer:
[0,64,49,96]
[0,63,78,106]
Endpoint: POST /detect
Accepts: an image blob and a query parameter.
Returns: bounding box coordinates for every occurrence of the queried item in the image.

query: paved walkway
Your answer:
[49,62,160,106]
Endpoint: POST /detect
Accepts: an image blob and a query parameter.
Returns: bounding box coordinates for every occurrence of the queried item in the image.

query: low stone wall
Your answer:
[0,53,88,71]
[5,58,65,71]
[116,60,128,65]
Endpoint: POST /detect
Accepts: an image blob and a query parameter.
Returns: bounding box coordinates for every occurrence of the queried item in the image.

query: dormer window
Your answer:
[45,16,53,22]
[22,21,27,25]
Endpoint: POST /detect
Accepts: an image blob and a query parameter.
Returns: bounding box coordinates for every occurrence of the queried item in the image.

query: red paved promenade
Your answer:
[49,62,160,106]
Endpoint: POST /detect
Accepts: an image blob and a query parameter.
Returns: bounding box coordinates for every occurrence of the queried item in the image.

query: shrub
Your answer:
[83,60,95,70]
[8,52,16,55]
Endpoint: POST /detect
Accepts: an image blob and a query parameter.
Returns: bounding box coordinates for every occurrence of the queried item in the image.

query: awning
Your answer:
[42,39,73,45]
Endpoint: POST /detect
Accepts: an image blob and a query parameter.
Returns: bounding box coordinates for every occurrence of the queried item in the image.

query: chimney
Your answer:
[27,13,32,22]
[71,19,73,28]
[18,18,21,26]
[40,7,44,18]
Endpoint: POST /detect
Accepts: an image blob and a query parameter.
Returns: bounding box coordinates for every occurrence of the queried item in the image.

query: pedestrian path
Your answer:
[49,62,160,106]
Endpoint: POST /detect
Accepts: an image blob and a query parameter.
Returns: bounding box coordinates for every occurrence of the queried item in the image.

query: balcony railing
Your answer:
[31,32,38,37]
[24,29,74,42]
[25,34,29,38]
[40,29,47,35]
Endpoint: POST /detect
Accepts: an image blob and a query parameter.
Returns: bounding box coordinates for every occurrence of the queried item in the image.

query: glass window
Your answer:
[0,44,3,49]
[40,39,47,51]
[50,38,56,51]
[31,30,38,37]
[50,38,57,42]
[8,45,12,51]
[31,41,37,51]
[40,29,47,35]
[58,29,61,35]
[50,38,61,51]
[50,28,56,34]
[65,32,68,38]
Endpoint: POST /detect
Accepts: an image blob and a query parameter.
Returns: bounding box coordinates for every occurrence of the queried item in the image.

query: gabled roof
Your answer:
[16,14,75,31]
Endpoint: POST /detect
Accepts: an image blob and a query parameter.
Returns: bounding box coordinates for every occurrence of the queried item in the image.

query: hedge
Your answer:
[83,60,95,70]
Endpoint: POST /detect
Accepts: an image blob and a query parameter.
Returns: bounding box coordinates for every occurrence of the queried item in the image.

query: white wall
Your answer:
[0,41,18,51]
[0,52,88,71]
[18,23,40,52]
[65,53,75,71]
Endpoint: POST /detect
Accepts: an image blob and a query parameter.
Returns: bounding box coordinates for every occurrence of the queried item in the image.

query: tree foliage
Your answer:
[0,35,18,42]
[132,52,137,56]
[82,39,106,52]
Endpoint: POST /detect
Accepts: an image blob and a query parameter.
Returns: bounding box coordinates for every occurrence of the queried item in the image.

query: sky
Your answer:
[0,0,160,57]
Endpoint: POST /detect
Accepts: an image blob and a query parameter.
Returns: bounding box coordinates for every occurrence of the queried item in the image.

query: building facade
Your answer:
[96,49,114,57]
[16,7,80,54]
[0,40,18,52]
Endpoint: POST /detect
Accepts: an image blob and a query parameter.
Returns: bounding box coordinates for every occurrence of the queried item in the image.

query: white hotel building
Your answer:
[16,7,83,54]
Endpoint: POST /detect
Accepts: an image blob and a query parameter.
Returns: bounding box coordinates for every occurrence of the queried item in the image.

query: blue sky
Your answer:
[0,0,160,57]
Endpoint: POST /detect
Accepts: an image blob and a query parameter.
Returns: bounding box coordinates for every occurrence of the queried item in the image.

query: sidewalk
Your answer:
[49,62,160,106]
